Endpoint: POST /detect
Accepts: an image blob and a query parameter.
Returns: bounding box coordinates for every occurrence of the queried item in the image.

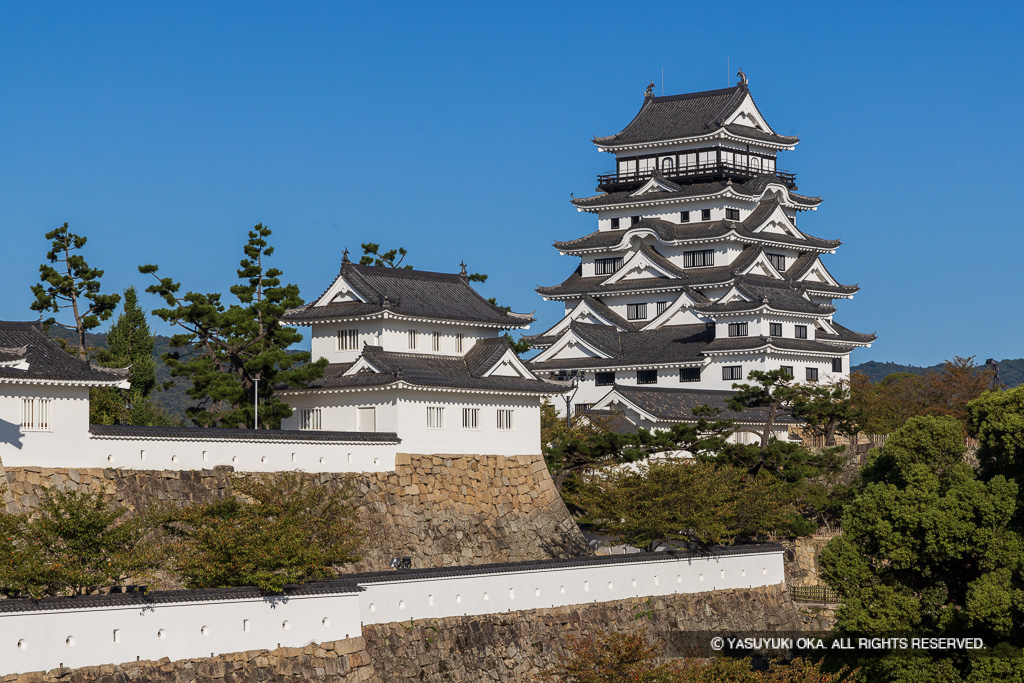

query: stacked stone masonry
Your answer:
[0,586,805,683]
[0,452,589,582]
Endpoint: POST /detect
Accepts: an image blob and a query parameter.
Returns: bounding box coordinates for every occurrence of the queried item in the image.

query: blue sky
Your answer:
[1,1,1021,367]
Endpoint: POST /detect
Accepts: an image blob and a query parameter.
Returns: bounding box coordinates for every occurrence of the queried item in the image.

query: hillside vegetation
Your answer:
[854,358,1024,387]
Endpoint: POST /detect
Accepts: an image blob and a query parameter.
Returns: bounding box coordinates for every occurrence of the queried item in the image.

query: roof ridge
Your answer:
[649,85,739,103]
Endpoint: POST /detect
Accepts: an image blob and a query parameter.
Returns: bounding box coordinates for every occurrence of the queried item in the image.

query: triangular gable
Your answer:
[737,252,785,280]
[592,389,659,424]
[723,93,773,133]
[795,257,840,286]
[601,249,679,285]
[815,319,838,336]
[481,348,535,379]
[531,329,612,363]
[630,176,681,197]
[315,274,370,307]
[748,204,803,240]
[716,285,754,305]
[343,355,385,376]
[540,299,630,338]
[640,292,705,331]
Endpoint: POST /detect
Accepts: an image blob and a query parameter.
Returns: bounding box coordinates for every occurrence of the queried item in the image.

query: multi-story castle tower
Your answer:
[527,73,874,430]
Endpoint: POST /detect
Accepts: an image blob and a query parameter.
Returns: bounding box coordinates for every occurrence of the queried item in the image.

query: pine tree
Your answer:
[30,222,120,359]
[140,224,326,428]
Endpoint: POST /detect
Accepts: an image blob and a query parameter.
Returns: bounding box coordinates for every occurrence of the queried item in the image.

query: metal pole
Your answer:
[254,377,259,430]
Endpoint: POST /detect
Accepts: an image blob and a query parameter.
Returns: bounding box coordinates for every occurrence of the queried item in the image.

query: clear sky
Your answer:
[1,1,1021,367]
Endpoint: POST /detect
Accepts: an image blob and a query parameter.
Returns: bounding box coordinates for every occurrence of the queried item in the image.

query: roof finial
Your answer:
[737,69,748,86]
[342,248,350,264]
[644,80,655,100]
[459,260,468,277]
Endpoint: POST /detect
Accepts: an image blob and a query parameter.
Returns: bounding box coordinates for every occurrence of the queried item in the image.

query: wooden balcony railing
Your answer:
[597,162,796,191]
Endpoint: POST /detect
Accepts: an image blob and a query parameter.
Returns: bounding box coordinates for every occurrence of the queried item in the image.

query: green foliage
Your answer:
[30,222,121,360]
[968,385,1024,486]
[140,224,327,428]
[573,461,810,548]
[359,242,412,269]
[793,380,860,446]
[819,415,1024,681]
[166,473,364,592]
[0,489,162,597]
[729,369,811,448]
[504,332,532,356]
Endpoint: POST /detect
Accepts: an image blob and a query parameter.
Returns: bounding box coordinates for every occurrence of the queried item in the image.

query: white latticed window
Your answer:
[462,408,479,429]
[496,409,513,431]
[432,332,442,352]
[20,398,50,430]
[300,408,321,430]
[408,330,418,349]
[336,329,358,351]
[456,333,464,353]
[426,406,444,429]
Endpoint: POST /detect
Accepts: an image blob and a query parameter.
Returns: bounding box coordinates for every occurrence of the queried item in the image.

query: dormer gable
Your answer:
[539,298,631,339]
[640,292,706,331]
[315,274,370,307]
[795,257,841,286]
[723,92,773,133]
[629,175,683,197]
[601,247,682,285]
[480,348,535,379]
[530,328,613,364]
[737,251,786,280]
[716,285,755,305]
[748,204,803,240]
[343,353,385,376]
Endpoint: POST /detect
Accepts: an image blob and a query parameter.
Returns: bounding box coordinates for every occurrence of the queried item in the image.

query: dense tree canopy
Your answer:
[141,225,326,428]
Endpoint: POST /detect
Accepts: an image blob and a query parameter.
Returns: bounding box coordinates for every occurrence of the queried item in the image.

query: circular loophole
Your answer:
[455,594,462,604]
[398,600,406,610]
[17,639,27,651]
[232,456,238,464]
[106,455,114,464]
[322,617,331,628]
[65,636,75,647]
[157,629,167,640]
[368,603,376,613]
[200,625,209,637]
[319,456,325,464]
[282,620,291,630]
[373,457,380,466]
[482,592,489,602]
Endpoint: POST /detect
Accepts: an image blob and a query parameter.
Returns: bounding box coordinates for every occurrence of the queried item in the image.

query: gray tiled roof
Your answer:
[816,321,876,345]
[0,321,128,385]
[695,275,835,316]
[592,85,797,147]
[287,345,559,395]
[571,176,821,211]
[88,424,400,443]
[284,263,532,327]
[702,336,855,354]
[528,323,714,371]
[606,384,800,425]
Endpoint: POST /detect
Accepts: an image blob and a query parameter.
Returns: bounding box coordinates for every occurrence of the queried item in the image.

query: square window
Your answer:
[806,367,819,382]
[300,408,322,430]
[680,211,690,223]
[596,371,616,386]
[573,403,593,416]
[832,358,843,373]
[795,325,808,339]
[728,322,748,337]
[626,303,648,320]
[722,366,743,381]
[769,323,782,337]
[611,217,621,230]
[637,370,658,385]
[630,216,641,226]
[725,208,740,221]
[780,366,794,379]
[462,408,479,429]
[497,409,514,430]
[701,209,711,221]
[679,367,701,382]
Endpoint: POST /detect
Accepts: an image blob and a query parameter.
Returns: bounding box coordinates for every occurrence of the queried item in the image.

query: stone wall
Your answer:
[0,452,589,580]
[2,584,805,683]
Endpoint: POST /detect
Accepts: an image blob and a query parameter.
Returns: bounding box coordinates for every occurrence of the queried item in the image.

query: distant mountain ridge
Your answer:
[853,358,1024,388]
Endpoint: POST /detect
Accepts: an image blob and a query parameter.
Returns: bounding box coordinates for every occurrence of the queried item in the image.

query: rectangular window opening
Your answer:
[637,370,658,385]
[432,331,442,352]
[595,371,616,386]
[727,322,748,337]
[682,249,715,268]
[832,358,843,373]
[725,208,740,221]
[408,329,418,349]
[767,253,787,272]
[427,406,445,429]
[594,257,624,276]
[336,329,358,351]
[795,325,808,339]
[626,303,648,320]
[701,209,711,221]
[497,409,514,430]
[769,323,782,337]
[680,211,690,223]
[806,367,819,382]
[656,301,670,316]
[462,407,479,430]
[780,366,794,379]
[679,367,701,382]
[456,333,465,353]
[722,366,743,381]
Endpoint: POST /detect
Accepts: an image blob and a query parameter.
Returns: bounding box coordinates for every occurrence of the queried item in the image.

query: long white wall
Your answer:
[0,547,784,676]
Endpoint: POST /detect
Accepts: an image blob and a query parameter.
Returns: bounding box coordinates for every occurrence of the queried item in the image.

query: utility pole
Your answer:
[254,376,259,429]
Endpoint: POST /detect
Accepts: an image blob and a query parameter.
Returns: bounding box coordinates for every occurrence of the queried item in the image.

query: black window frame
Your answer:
[682,249,715,268]
[701,209,711,221]
[769,323,782,337]
[727,322,749,337]
[626,303,648,320]
[832,358,843,373]
[679,367,701,382]
[806,367,819,382]
[630,215,641,226]
[680,211,690,223]
[780,366,794,379]
[611,217,621,230]
[636,369,658,385]
[795,325,808,339]
[595,371,616,386]
[594,257,624,275]
[722,366,743,381]
[767,253,786,272]
[725,208,740,221]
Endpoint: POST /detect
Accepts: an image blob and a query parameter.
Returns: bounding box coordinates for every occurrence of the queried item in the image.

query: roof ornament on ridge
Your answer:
[644,80,655,100]
[342,248,350,264]
[459,260,467,277]
[737,69,748,86]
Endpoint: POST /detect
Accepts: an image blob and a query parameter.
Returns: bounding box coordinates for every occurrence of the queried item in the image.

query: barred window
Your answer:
[626,303,648,320]
[573,403,593,416]
[336,329,358,351]
[432,331,442,352]
[795,325,808,339]
[426,406,445,429]
[300,408,322,430]
[701,209,711,221]
[769,323,782,337]
[767,253,786,272]
[780,366,794,379]
[637,370,658,385]
[20,398,50,430]
[806,367,819,382]
[725,208,740,221]
[679,367,701,382]
[680,211,690,223]
[656,301,670,316]
[832,358,843,373]
[722,366,743,381]
[728,322,748,337]
[682,250,715,268]
[611,217,621,229]
[456,333,465,353]
[596,371,616,386]
[462,408,479,430]
[497,409,514,430]
[594,257,624,275]
[408,329,418,349]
